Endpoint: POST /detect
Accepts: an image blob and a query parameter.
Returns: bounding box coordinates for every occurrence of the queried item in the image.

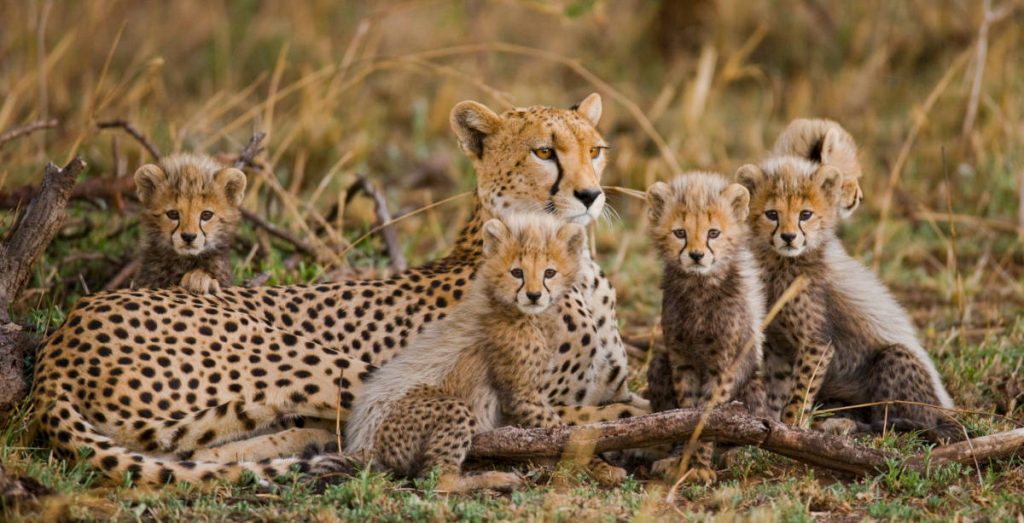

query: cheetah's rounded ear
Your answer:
[721,183,751,222]
[573,93,602,127]
[450,101,501,160]
[481,218,509,258]
[557,222,586,257]
[645,181,670,225]
[134,164,166,205]
[215,167,247,207]
[814,165,842,204]
[735,164,763,196]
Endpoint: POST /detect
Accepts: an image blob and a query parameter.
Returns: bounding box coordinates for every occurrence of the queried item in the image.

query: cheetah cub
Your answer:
[133,153,246,294]
[346,214,620,492]
[772,118,863,218]
[644,172,766,484]
[737,157,959,442]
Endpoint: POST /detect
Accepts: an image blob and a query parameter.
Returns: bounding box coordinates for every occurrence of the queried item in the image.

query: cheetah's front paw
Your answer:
[436,471,523,493]
[652,456,716,485]
[814,417,859,435]
[180,270,221,295]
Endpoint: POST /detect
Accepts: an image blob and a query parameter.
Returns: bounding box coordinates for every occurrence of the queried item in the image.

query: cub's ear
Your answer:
[735,164,764,196]
[721,183,751,221]
[645,181,670,225]
[215,167,247,207]
[573,93,602,127]
[815,165,842,203]
[134,164,166,205]
[450,101,502,160]
[481,218,509,258]
[819,127,840,164]
[557,222,586,257]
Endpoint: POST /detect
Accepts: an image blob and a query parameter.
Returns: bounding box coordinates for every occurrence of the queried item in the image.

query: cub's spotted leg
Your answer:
[180,269,220,294]
[553,403,648,426]
[763,344,795,421]
[869,344,961,443]
[782,341,834,428]
[189,428,338,462]
[375,390,520,492]
[503,391,562,429]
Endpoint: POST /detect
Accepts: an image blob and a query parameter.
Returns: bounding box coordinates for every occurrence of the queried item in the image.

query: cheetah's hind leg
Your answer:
[188,427,338,462]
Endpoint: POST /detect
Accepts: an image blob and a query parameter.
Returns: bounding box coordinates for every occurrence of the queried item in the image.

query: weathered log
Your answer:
[470,403,1022,477]
[0,157,86,411]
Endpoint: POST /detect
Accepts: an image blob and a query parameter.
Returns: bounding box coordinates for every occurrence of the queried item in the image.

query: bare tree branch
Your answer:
[0,119,59,151]
[96,119,162,160]
[345,175,407,272]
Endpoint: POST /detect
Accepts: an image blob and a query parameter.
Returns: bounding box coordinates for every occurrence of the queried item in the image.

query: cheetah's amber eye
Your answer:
[533,147,555,160]
[765,210,779,221]
[672,229,686,239]
[799,210,813,221]
[165,210,180,220]
[544,269,557,278]
[200,210,214,221]
[708,229,720,239]
[589,147,603,160]
[510,268,524,279]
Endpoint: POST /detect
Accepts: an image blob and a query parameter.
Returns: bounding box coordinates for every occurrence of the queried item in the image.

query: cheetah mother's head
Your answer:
[450,94,608,226]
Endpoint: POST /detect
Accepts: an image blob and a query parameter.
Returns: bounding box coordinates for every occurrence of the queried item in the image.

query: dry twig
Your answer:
[345,175,407,272]
[96,119,161,160]
[0,119,59,151]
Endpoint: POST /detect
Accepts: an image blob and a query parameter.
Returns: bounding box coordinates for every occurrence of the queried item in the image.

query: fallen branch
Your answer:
[345,175,407,272]
[470,403,1024,477]
[96,119,161,160]
[240,208,318,258]
[233,131,267,170]
[0,157,86,410]
[0,119,59,151]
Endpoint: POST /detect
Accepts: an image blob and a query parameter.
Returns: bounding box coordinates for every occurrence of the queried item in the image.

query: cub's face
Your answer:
[480,217,584,314]
[737,158,841,258]
[450,94,608,225]
[135,157,246,256]
[646,173,749,276]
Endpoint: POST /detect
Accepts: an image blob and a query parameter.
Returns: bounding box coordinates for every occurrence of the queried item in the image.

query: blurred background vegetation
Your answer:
[1,0,1023,520]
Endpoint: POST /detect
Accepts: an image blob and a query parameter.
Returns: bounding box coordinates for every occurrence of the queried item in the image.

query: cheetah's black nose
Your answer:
[573,188,601,208]
[181,233,198,243]
[780,232,797,245]
[526,291,542,303]
[689,251,705,262]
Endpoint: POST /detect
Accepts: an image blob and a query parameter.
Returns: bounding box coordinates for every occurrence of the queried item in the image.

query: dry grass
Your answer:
[1,0,1023,520]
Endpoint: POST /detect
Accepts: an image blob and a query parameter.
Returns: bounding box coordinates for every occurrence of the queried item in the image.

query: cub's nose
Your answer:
[688,251,705,262]
[181,233,198,243]
[780,233,797,245]
[573,188,602,209]
[526,291,542,303]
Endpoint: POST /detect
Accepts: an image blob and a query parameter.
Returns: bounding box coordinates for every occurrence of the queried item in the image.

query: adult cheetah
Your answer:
[31,93,647,485]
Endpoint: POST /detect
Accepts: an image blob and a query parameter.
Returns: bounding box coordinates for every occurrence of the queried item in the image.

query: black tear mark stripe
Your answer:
[548,133,563,197]
[706,231,716,258]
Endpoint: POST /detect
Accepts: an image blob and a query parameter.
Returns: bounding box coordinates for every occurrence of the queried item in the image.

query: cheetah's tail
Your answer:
[45,398,343,486]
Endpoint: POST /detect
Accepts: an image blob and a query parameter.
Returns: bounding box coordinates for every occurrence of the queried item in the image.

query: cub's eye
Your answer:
[799,210,814,221]
[165,210,180,220]
[672,229,686,239]
[544,269,557,278]
[510,268,524,279]
[533,147,555,160]
[200,210,214,221]
[708,229,721,239]
[764,210,779,221]
[589,147,604,159]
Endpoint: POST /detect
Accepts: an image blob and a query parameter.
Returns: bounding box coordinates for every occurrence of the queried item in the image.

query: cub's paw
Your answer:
[436,471,523,493]
[679,465,717,485]
[588,459,627,486]
[651,456,681,480]
[814,417,859,436]
[652,456,717,485]
[180,270,220,295]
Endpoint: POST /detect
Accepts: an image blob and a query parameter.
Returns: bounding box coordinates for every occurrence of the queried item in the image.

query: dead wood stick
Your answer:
[470,403,892,476]
[233,131,267,170]
[96,119,161,160]
[240,208,317,258]
[0,119,59,151]
[102,259,141,292]
[915,427,1024,468]
[0,157,86,410]
[345,175,407,272]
